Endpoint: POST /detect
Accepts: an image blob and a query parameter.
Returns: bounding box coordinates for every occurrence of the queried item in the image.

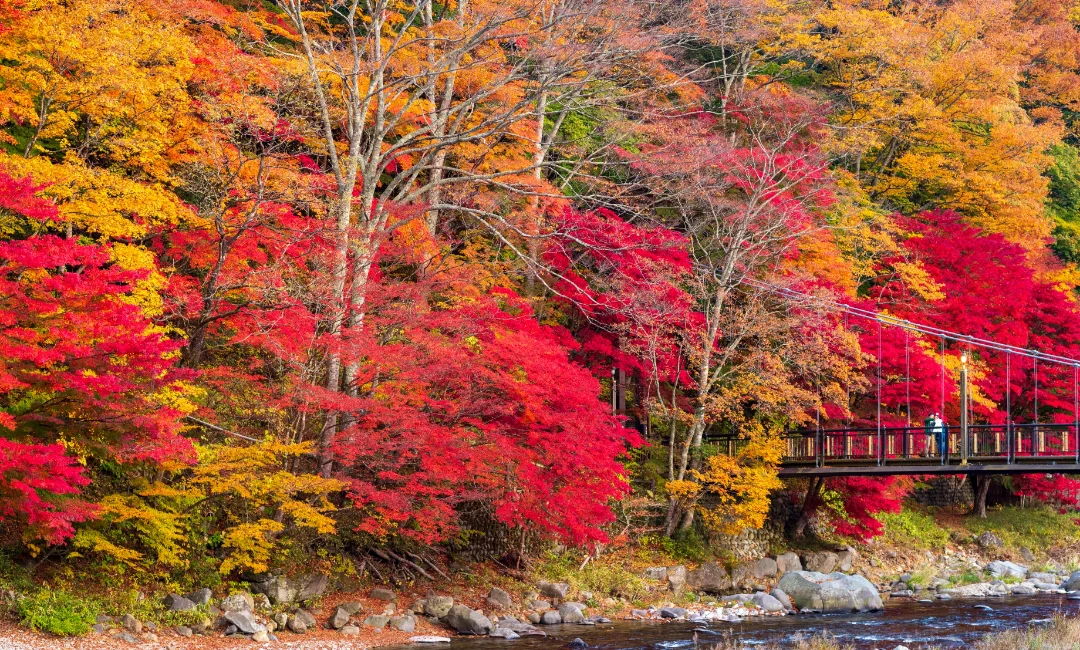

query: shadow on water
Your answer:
[393,595,1080,650]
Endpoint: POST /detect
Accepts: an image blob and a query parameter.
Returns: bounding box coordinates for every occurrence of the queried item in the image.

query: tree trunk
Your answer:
[793,477,824,538]
[972,475,990,519]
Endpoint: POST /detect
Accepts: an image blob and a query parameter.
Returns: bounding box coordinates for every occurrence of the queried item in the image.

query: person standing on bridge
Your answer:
[935,413,949,460]
[923,413,936,457]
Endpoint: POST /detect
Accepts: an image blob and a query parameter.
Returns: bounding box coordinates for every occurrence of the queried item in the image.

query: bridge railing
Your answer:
[708,422,1079,466]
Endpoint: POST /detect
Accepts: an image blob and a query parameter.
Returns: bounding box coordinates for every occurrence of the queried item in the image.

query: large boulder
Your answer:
[776,552,802,575]
[837,548,856,573]
[486,587,513,609]
[751,592,785,613]
[987,561,1028,580]
[424,595,454,618]
[557,603,585,624]
[445,605,493,635]
[776,571,883,613]
[770,588,794,611]
[1066,570,1080,591]
[223,610,263,635]
[643,567,668,581]
[666,565,688,594]
[687,562,732,593]
[538,581,570,600]
[803,552,839,574]
[250,573,328,605]
[163,594,196,612]
[976,531,1003,549]
[745,558,778,580]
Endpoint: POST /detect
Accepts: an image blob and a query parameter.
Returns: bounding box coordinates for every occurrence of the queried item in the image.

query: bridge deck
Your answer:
[711,423,1080,476]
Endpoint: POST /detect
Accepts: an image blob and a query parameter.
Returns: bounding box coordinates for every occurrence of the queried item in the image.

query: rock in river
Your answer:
[776,571,883,613]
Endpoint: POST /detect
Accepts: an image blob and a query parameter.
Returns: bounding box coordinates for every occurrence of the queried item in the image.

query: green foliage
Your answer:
[965,506,1080,553]
[877,507,950,550]
[535,550,651,603]
[950,570,982,586]
[1046,144,1080,263]
[16,589,97,636]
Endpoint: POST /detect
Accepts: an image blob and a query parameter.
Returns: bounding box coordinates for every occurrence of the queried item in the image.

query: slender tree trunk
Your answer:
[794,477,824,538]
[972,475,990,519]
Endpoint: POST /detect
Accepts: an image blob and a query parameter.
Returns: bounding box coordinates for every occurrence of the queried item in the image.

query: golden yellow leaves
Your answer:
[1,0,198,178]
[71,440,342,576]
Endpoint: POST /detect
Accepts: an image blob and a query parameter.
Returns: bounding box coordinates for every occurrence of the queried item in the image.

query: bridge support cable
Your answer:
[877,320,883,466]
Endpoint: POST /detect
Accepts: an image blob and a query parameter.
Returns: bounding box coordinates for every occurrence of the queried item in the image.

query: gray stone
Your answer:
[687,562,732,593]
[365,615,390,629]
[987,560,1028,579]
[1066,570,1080,591]
[425,595,455,618]
[121,614,141,634]
[629,609,649,618]
[445,604,493,635]
[776,552,802,575]
[253,593,271,611]
[252,629,270,642]
[95,614,113,625]
[529,599,551,611]
[223,610,261,635]
[273,613,288,629]
[113,632,139,644]
[776,571,883,613]
[527,612,541,624]
[390,615,416,632]
[186,588,212,606]
[658,607,687,619]
[486,587,513,609]
[289,608,316,630]
[539,581,571,600]
[746,557,778,580]
[175,626,192,638]
[977,531,1004,548]
[666,565,687,593]
[803,552,839,574]
[409,636,452,643]
[92,624,106,634]
[372,587,396,601]
[1011,584,1037,595]
[220,593,252,612]
[540,610,562,625]
[751,592,785,613]
[489,628,520,639]
[330,606,353,629]
[497,619,545,636]
[770,588,793,611]
[250,573,328,605]
[340,625,361,636]
[837,548,856,573]
[1030,572,1058,584]
[643,567,668,581]
[339,601,364,615]
[558,603,585,624]
[144,621,157,632]
[287,617,308,634]
[1020,547,1036,562]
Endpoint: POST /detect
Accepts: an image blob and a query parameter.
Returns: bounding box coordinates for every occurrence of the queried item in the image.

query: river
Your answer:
[405,595,1080,649]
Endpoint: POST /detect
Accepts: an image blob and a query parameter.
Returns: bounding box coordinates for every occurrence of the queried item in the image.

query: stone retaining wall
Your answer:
[911,477,973,508]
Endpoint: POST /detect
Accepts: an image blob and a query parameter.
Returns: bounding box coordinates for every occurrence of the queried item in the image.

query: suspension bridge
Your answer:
[710,282,1080,478]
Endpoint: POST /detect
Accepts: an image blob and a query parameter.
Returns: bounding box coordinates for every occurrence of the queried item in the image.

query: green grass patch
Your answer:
[965,506,1080,553]
[16,589,97,636]
[535,551,651,603]
[878,507,950,550]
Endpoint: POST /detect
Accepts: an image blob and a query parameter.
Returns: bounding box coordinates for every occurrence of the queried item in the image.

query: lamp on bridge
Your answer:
[960,353,969,466]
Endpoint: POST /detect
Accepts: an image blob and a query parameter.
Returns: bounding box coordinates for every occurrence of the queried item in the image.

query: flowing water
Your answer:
[410,595,1080,650]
